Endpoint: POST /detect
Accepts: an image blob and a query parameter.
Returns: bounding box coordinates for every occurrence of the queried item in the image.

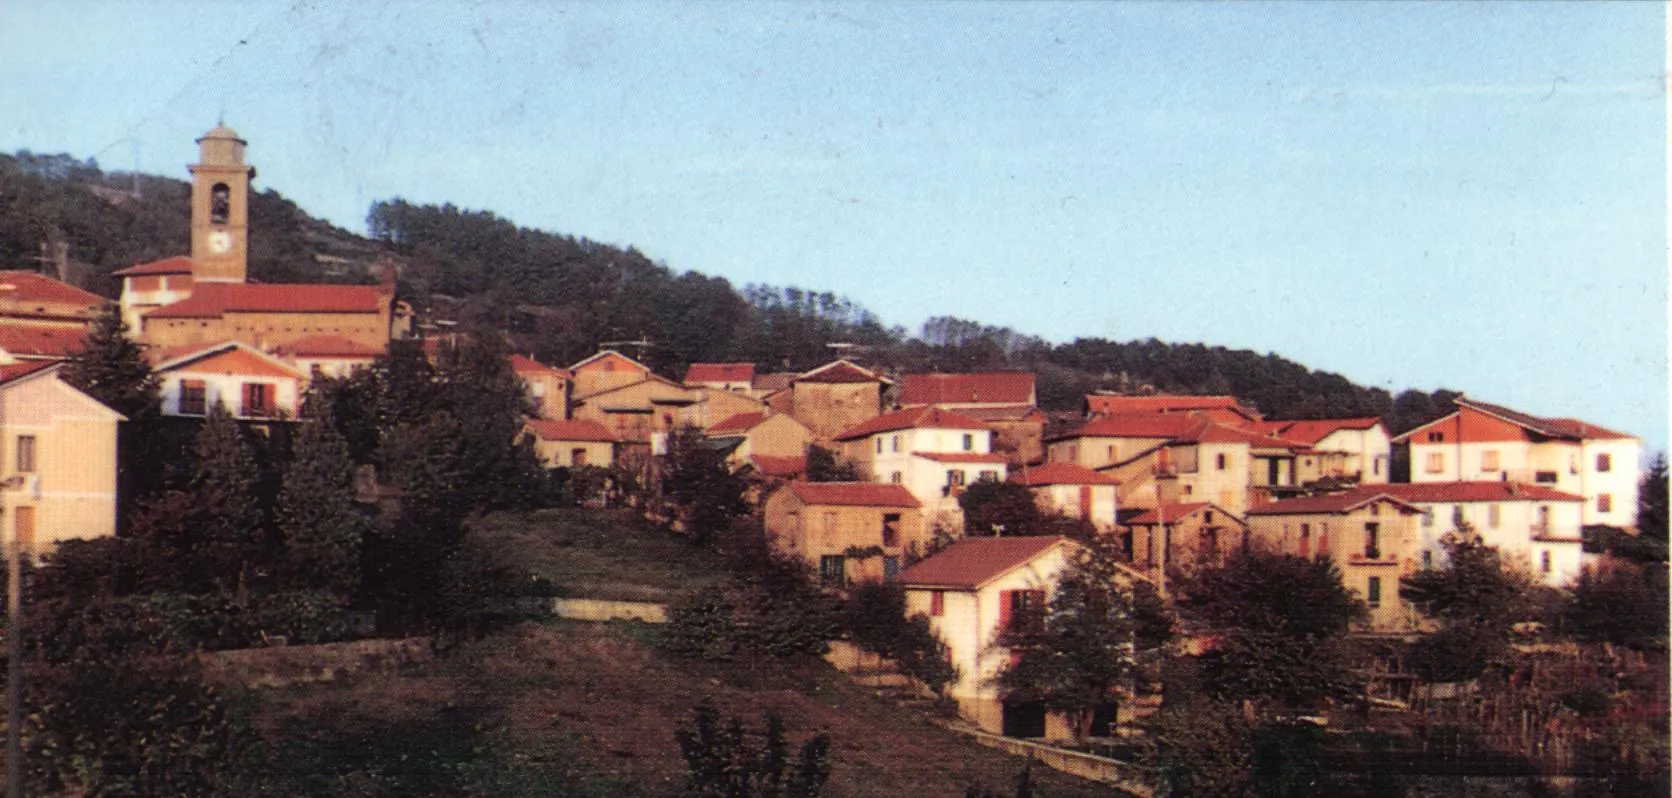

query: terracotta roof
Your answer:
[0,324,85,359]
[508,354,572,378]
[1177,421,1305,451]
[1395,398,1634,443]
[707,412,766,436]
[1085,394,1259,419]
[1374,482,1583,504]
[1057,412,1204,441]
[1009,462,1117,486]
[271,334,384,358]
[684,362,755,384]
[896,535,1070,590]
[834,406,990,441]
[1244,490,1422,517]
[913,451,1010,464]
[749,454,806,478]
[524,418,617,443]
[1125,502,1243,526]
[783,481,921,508]
[144,282,387,318]
[957,405,1045,423]
[113,256,195,277]
[1267,417,1383,445]
[0,271,105,312]
[155,341,305,379]
[753,372,796,393]
[899,372,1035,405]
[0,359,58,385]
[795,360,886,384]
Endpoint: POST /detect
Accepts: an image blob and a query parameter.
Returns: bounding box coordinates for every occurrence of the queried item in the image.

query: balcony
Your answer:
[1347,552,1401,567]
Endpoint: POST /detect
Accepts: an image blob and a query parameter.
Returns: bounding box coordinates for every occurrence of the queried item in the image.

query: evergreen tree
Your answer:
[1638,452,1668,543]
[60,304,159,419]
[804,444,860,482]
[277,392,368,601]
[663,424,749,546]
[192,402,266,602]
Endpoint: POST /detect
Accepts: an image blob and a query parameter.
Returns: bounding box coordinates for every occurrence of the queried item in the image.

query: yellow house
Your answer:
[776,360,889,442]
[569,349,655,401]
[568,375,698,449]
[1245,491,1424,633]
[705,411,811,468]
[762,481,924,585]
[1124,501,1247,578]
[0,362,124,552]
[510,354,571,420]
[523,418,617,468]
[678,386,769,431]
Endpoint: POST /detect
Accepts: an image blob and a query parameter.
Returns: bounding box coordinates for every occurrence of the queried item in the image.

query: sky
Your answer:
[3,2,1667,453]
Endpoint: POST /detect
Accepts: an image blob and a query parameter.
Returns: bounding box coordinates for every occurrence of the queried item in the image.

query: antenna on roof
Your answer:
[601,338,655,362]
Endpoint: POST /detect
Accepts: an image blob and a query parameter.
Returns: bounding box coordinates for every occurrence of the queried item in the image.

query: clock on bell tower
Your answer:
[189,122,255,283]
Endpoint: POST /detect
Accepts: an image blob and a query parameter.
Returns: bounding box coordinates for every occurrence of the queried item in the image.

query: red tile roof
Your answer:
[508,354,572,378]
[0,271,105,315]
[0,360,58,385]
[1084,394,1259,419]
[684,362,755,384]
[957,405,1045,423]
[0,324,85,359]
[913,451,1010,464]
[1126,502,1236,526]
[524,418,617,443]
[155,342,305,379]
[1059,412,1204,441]
[1244,490,1422,517]
[753,372,796,393]
[144,282,387,318]
[796,360,885,384]
[783,481,921,508]
[1374,481,1583,504]
[1267,417,1383,445]
[112,256,195,277]
[271,334,384,358]
[899,372,1035,406]
[896,535,1070,590]
[1395,398,1634,443]
[834,406,990,441]
[1009,462,1117,486]
[707,412,766,436]
[1177,421,1306,451]
[749,454,806,478]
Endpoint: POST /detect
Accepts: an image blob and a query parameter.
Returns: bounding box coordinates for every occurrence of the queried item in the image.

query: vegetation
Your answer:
[674,705,831,798]
[838,582,957,694]
[957,481,1096,539]
[1401,525,1536,682]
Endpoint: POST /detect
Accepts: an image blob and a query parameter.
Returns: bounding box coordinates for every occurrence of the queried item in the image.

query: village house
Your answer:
[569,349,656,401]
[1370,482,1586,587]
[676,385,769,431]
[762,481,925,585]
[1262,417,1392,486]
[568,372,697,453]
[703,411,811,471]
[897,372,1045,465]
[0,270,104,364]
[1007,462,1119,532]
[682,362,755,394]
[1244,491,1425,633]
[765,360,889,442]
[523,418,617,469]
[152,340,305,421]
[0,361,124,551]
[1392,397,1640,529]
[898,535,1080,738]
[510,354,571,420]
[1054,413,1302,515]
[267,333,382,379]
[833,405,1008,524]
[1083,393,1263,426]
[1124,501,1248,578]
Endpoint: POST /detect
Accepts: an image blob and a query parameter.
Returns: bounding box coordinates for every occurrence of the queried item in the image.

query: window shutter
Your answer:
[997,590,1013,630]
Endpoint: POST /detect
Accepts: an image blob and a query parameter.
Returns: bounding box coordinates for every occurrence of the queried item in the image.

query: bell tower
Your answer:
[188,122,255,283]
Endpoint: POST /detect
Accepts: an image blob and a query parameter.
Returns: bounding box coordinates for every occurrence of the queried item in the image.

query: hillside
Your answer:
[0,148,1461,430]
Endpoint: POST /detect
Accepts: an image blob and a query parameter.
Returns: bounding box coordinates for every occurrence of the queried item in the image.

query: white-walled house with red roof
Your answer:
[1374,482,1587,587]
[1392,397,1640,529]
[898,535,1080,738]
[1266,417,1392,485]
[834,405,1008,524]
[152,341,305,420]
[682,362,755,394]
[267,334,384,379]
[1008,462,1119,531]
[0,361,125,551]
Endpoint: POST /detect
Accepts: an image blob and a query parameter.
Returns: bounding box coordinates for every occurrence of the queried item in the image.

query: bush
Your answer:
[674,704,831,798]
[840,582,956,693]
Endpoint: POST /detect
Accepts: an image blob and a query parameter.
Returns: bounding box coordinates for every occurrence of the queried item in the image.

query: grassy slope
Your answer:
[471,508,730,603]
[235,509,1118,796]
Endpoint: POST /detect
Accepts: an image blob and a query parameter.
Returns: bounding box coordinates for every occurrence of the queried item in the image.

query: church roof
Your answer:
[113,257,196,277]
[144,282,387,319]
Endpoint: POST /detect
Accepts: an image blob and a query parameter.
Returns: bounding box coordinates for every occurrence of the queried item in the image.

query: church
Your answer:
[116,124,411,355]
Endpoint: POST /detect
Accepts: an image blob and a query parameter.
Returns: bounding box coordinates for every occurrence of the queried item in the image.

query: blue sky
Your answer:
[3,2,1666,452]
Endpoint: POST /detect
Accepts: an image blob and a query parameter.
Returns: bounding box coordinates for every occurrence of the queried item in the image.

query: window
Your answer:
[882,513,901,547]
[570,448,587,466]
[210,183,231,224]
[1540,550,1552,574]
[883,556,901,581]
[947,470,966,487]
[891,435,900,453]
[179,379,207,415]
[1373,459,1382,477]
[929,590,944,617]
[876,438,883,454]
[1596,453,1612,473]
[819,556,846,587]
[15,435,36,473]
[1597,494,1613,513]
[241,383,274,417]
[962,433,974,451]
[1425,452,1445,474]
[1481,450,1500,472]
[14,506,34,551]
[1203,510,1214,523]
[1422,550,1433,568]
[1298,523,1312,558]
[1422,509,1435,528]
[1426,431,1443,443]
[1535,471,1558,484]
[979,470,1000,482]
[1487,504,1501,529]
[998,589,1044,631]
[1215,453,1228,471]
[1364,523,1381,559]
[1367,576,1382,609]
[890,471,903,484]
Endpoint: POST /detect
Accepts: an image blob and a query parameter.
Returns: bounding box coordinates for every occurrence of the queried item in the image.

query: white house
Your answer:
[0,361,125,550]
[152,341,304,420]
[1007,462,1119,532]
[1378,481,1587,587]
[1393,398,1640,528]
[1265,417,1392,485]
[898,535,1077,738]
[834,405,1007,523]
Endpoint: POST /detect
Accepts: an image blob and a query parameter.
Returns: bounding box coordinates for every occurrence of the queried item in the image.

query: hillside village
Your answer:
[0,125,1666,796]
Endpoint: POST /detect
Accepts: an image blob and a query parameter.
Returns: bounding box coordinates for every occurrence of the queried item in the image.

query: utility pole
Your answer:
[0,474,26,798]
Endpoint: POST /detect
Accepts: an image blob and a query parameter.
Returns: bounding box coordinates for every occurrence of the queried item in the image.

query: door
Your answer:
[1002,701,1047,739]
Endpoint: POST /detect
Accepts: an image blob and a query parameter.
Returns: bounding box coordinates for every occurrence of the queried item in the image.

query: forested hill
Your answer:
[0,149,1459,429]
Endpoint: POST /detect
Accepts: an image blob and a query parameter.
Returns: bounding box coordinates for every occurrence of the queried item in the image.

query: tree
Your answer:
[1564,556,1668,651]
[61,304,160,419]
[804,444,860,482]
[1638,452,1668,543]
[276,392,368,601]
[674,704,831,798]
[839,582,957,693]
[1180,548,1364,711]
[191,402,268,602]
[663,424,750,546]
[958,480,1094,539]
[997,540,1174,741]
[1400,525,1536,681]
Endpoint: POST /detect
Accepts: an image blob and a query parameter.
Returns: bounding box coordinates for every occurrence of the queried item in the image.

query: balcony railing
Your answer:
[241,400,279,419]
